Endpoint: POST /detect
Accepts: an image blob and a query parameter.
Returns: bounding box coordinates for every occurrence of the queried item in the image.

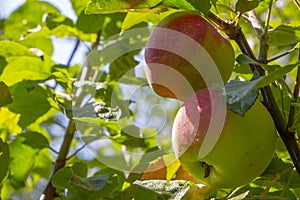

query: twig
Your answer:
[41,119,76,200]
[49,146,59,154]
[67,145,86,160]
[67,38,80,66]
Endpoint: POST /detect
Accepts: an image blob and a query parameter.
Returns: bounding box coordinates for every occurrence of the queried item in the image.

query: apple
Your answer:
[172,88,277,188]
[144,11,235,101]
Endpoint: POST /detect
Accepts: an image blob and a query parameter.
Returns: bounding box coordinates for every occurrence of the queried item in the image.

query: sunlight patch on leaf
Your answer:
[86,0,163,14]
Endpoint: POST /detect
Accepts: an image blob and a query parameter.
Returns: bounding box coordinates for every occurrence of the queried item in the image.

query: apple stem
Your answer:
[206,11,300,176]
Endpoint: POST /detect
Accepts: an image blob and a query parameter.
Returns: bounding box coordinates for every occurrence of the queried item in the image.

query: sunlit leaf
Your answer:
[85,0,163,14]
[0,41,54,86]
[70,0,91,15]
[9,134,38,189]
[122,10,172,30]
[0,41,37,58]
[268,25,300,46]
[3,1,59,40]
[8,81,51,128]
[20,30,54,56]
[134,180,205,199]
[160,0,195,10]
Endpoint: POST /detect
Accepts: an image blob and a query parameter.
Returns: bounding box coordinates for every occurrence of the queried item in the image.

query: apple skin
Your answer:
[144,12,235,101]
[172,88,277,188]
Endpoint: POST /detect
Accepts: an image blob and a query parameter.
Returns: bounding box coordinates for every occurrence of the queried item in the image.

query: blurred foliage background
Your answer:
[0,0,299,199]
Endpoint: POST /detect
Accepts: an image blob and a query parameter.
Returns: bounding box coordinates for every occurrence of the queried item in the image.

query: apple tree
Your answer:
[0,0,299,199]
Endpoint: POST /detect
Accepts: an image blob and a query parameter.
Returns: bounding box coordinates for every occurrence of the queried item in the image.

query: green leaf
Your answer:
[102,13,127,38]
[19,30,54,56]
[236,54,261,66]
[0,55,7,76]
[88,170,124,199]
[20,131,50,149]
[8,81,51,128]
[85,0,163,14]
[160,0,195,10]
[31,149,53,180]
[0,81,12,107]
[110,50,139,81]
[76,11,105,33]
[0,41,54,86]
[44,13,74,30]
[263,155,293,175]
[226,62,299,115]
[235,0,259,13]
[134,180,204,199]
[225,80,259,116]
[122,10,171,30]
[141,128,157,148]
[70,0,91,15]
[0,138,9,184]
[0,41,37,58]
[49,24,93,42]
[228,191,250,200]
[52,166,109,192]
[72,162,88,178]
[186,0,211,15]
[115,125,155,148]
[72,175,109,191]
[268,25,300,46]
[289,102,300,132]
[52,167,73,189]
[3,1,59,40]
[254,63,299,89]
[9,134,38,189]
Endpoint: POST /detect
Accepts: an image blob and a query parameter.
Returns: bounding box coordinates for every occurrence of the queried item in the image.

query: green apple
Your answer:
[144,12,235,101]
[172,88,277,188]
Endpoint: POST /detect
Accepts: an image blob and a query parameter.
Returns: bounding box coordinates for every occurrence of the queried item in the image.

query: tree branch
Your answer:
[207,11,300,175]
[41,119,76,200]
[40,30,104,199]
